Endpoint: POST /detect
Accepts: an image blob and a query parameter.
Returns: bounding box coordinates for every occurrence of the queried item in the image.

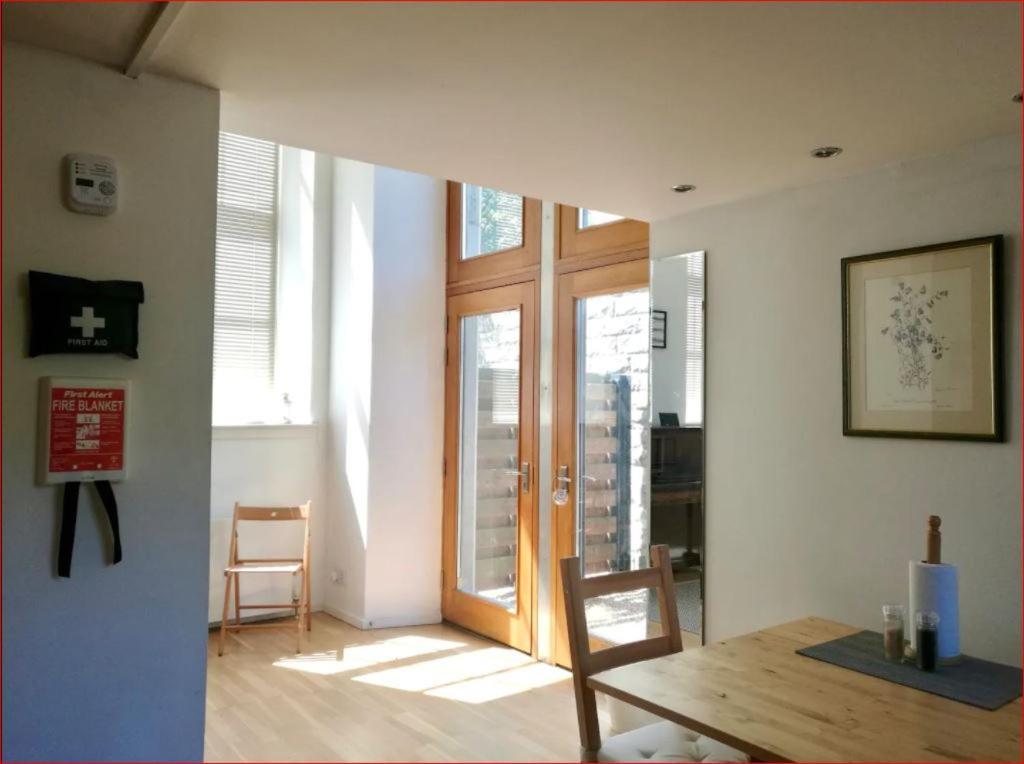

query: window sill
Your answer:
[212,422,319,441]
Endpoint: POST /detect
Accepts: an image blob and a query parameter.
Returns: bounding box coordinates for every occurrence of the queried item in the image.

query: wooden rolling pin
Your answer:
[926,515,941,564]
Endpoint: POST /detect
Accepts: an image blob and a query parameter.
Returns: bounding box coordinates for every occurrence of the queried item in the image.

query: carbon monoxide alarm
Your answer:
[65,153,118,215]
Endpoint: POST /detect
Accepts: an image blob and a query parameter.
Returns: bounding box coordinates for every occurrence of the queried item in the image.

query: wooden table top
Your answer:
[588,617,1021,762]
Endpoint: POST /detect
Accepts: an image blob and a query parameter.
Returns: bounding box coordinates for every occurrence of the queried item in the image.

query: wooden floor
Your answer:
[205,612,604,761]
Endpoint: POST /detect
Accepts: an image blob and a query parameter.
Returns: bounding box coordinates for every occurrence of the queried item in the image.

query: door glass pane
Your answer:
[576,289,651,644]
[457,309,521,611]
[462,185,524,259]
[578,209,625,229]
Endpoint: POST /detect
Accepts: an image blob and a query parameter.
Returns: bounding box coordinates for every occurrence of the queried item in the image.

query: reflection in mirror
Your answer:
[649,251,705,646]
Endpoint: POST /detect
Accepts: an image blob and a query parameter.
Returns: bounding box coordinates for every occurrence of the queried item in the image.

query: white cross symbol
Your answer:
[70,307,105,338]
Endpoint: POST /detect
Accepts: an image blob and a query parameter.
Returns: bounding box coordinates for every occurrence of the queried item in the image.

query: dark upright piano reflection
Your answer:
[650,425,703,574]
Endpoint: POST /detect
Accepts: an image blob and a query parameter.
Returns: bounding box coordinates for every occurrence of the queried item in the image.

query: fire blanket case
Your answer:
[38,377,131,578]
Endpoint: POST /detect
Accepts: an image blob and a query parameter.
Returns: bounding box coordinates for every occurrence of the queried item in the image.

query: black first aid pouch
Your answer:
[29,270,145,358]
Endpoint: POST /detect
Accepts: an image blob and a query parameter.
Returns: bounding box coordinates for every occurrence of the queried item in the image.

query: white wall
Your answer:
[208,426,326,622]
[363,167,446,626]
[323,159,446,628]
[208,151,333,626]
[651,134,1021,665]
[2,43,218,761]
[323,158,375,624]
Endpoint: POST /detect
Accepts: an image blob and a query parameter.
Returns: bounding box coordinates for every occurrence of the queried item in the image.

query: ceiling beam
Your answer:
[123,2,184,79]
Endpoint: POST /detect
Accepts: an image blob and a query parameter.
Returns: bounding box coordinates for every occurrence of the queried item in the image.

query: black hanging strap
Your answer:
[93,480,123,566]
[57,480,123,578]
[57,481,81,578]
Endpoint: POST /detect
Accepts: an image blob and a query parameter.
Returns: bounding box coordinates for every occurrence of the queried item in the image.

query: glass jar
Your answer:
[915,610,940,672]
[882,604,905,663]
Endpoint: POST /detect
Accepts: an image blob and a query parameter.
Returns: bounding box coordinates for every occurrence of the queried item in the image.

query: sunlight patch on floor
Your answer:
[206,614,590,761]
[425,660,570,704]
[272,634,465,676]
[266,626,568,707]
[352,646,533,692]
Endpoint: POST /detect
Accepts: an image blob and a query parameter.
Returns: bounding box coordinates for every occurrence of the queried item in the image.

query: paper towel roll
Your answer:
[909,560,960,660]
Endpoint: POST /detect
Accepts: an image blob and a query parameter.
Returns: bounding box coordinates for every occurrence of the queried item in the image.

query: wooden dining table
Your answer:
[587,617,1021,762]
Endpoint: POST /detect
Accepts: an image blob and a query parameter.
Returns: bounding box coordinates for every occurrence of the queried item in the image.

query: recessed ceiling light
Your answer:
[1013,92,1022,103]
[811,146,843,159]
[671,184,696,193]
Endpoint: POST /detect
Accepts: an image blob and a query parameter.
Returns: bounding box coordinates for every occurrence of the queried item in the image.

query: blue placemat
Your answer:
[796,630,1021,710]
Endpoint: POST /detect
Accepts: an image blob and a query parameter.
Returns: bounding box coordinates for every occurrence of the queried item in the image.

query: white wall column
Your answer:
[323,160,446,628]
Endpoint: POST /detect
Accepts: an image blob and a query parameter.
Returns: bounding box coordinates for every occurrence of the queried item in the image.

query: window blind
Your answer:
[684,254,704,425]
[213,132,279,424]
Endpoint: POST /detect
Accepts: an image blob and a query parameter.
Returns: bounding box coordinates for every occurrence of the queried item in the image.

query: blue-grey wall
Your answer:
[2,44,218,760]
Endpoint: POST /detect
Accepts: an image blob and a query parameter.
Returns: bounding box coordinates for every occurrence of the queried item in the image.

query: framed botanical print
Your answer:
[651,309,667,349]
[842,235,1003,441]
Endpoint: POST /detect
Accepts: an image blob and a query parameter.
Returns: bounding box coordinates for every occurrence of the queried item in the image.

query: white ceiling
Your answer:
[2,2,155,67]
[4,2,1020,221]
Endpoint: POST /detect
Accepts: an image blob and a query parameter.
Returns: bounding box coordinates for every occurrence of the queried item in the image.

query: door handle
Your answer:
[553,465,571,506]
[556,465,571,486]
[505,462,530,493]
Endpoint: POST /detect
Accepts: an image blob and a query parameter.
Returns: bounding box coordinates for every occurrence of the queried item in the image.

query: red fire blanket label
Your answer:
[48,386,126,473]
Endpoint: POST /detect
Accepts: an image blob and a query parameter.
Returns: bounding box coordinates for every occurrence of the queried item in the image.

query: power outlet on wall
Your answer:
[330,569,344,585]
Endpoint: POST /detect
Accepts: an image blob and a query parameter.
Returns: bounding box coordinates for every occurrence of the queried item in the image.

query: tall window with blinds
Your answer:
[213,132,280,425]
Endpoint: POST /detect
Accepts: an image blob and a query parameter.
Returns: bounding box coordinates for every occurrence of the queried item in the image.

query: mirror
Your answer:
[649,251,705,646]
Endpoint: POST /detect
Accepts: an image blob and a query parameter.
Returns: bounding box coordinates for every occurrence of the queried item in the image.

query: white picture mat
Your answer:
[847,243,995,436]
[863,266,973,412]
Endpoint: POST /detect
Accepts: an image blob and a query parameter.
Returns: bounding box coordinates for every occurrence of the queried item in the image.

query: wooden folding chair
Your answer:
[218,501,311,656]
[560,544,747,763]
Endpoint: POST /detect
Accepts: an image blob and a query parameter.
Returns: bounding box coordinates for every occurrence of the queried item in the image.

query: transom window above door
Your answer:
[558,205,648,265]
[446,182,540,286]
[577,209,625,229]
[461,184,525,259]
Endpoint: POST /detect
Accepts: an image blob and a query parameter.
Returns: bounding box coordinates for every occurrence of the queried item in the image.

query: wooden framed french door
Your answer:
[551,258,650,667]
[442,280,538,654]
